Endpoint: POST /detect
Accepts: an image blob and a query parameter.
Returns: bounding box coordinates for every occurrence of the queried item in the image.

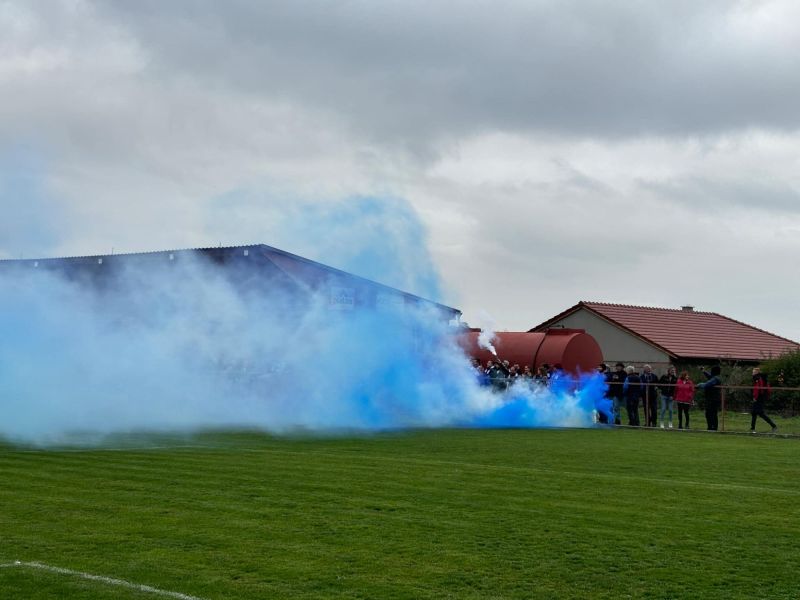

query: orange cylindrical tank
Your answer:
[459,329,603,374]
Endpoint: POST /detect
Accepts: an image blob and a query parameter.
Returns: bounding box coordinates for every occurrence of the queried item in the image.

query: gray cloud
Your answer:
[95,0,800,146]
[639,175,800,214]
[2,0,800,343]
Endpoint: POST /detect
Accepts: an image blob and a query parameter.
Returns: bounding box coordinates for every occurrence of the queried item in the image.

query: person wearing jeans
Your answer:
[659,366,678,428]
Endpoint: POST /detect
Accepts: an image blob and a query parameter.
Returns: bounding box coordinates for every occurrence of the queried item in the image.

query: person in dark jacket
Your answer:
[472,358,490,387]
[641,364,659,427]
[607,363,626,425]
[533,366,548,387]
[697,365,722,431]
[659,366,678,429]
[486,360,508,392]
[750,368,778,433]
[597,364,610,424]
[623,365,643,426]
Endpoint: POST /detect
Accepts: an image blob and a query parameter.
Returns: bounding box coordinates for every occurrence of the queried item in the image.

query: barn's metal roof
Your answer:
[0,243,461,317]
[530,301,798,361]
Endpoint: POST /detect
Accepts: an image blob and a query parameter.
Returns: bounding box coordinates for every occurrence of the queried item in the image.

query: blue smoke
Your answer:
[0,198,607,445]
[206,195,443,302]
[469,373,610,429]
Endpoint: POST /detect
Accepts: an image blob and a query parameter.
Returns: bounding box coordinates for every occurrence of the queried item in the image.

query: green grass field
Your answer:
[2,427,799,599]
[640,409,800,435]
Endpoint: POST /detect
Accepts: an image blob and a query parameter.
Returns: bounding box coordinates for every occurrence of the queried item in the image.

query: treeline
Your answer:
[672,350,800,415]
[761,349,800,414]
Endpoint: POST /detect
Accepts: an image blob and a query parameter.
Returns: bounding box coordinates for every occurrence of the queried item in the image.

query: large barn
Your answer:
[0,243,461,323]
[531,301,799,372]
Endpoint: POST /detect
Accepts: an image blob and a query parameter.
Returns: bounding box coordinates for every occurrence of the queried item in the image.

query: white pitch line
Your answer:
[6,444,221,454]
[0,561,207,600]
[66,445,219,452]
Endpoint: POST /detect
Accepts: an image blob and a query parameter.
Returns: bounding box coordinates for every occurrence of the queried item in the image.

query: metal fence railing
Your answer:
[604,380,800,432]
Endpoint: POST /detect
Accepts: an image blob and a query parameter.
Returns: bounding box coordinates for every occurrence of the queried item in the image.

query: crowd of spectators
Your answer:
[598,363,778,433]
[471,358,563,392]
[472,356,781,433]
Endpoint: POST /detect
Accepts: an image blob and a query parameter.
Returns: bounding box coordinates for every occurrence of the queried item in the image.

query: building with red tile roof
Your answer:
[530,301,799,371]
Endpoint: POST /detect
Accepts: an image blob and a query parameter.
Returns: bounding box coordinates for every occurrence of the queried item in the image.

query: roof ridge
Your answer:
[709,312,800,346]
[259,244,458,312]
[530,300,799,360]
[581,300,715,314]
[0,243,461,315]
[585,301,797,343]
[0,244,265,262]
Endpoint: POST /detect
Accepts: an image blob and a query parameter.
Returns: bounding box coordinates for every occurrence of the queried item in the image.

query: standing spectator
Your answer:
[641,365,659,427]
[533,366,549,387]
[697,365,722,431]
[659,366,678,428]
[597,364,610,424]
[508,363,522,385]
[472,358,490,387]
[750,368,778,433]
[607,363,626,425]
[486,360,506,392]
[501,360,512,390]
[674,370,694,429]
[623,365,643,426]
[543,363,555,384]
[549,363,567,390]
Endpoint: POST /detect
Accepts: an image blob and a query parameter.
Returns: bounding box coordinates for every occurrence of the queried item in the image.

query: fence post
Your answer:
[643,384,649,426]
[721,387,726,432]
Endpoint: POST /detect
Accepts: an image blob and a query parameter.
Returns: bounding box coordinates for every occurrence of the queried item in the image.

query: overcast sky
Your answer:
[2,0,799,340]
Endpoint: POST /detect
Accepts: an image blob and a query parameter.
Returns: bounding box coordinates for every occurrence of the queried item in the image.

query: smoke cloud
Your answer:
[0,199,607,445]
[475,309,499,356]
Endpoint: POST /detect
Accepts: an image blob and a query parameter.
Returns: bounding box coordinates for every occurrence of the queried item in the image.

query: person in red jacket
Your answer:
[751,368,778,433]
[674,371,695,429]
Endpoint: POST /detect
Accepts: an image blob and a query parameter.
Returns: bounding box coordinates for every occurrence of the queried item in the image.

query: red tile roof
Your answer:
[531,301,799,361]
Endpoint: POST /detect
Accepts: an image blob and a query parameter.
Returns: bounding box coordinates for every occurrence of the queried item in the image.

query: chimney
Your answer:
[681,305,694,312]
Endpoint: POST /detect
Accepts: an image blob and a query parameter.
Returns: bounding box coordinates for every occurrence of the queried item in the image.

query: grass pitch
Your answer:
[1,428,799,599]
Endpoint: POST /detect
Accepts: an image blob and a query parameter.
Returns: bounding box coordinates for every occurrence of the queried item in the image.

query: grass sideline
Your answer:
[634,410,800,434]
[717,411,800,434]
[1,428,799,599]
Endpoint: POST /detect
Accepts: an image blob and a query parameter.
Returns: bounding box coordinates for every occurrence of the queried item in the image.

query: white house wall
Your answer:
[547,309,672,371]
